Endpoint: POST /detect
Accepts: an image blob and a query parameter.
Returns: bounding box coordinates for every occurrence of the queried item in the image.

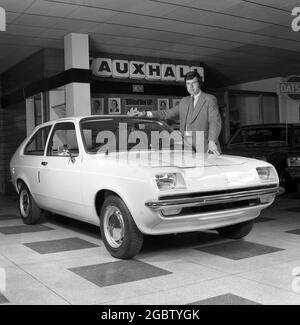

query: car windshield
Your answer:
[80,117,193,154]
[229,127,292,146]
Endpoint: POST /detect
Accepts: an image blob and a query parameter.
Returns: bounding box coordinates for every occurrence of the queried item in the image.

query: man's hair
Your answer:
[184,70,202,85]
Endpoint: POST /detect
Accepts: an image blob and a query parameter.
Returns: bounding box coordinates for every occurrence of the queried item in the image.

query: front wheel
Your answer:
[18,184,44,225]
[100,195,144,259]
[217,219,254,239]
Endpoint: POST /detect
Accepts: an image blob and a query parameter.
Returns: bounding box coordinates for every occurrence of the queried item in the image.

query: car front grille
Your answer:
[161,198,261,217]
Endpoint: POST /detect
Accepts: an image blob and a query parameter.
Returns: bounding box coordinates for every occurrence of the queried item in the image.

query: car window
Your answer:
[229,127,291,145]
[24,125,52,156]
[47,122,79,157]
[80,118,191,153]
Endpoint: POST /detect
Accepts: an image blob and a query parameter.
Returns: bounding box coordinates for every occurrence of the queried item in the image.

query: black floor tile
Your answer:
[0,225,54,235]
[69,260,172,287]
[254,217,274,223]
[189,293,261,305]
[23,237,99,254]
[0,214,19,220]
[286,228,300,235]
[194,240,284,260]
[282,207,300,213]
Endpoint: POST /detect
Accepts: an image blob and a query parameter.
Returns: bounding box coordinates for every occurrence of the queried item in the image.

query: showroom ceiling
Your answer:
[0,0,300,86]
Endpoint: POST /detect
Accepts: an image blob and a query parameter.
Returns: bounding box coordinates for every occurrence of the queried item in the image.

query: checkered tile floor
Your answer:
[1,193,300,305]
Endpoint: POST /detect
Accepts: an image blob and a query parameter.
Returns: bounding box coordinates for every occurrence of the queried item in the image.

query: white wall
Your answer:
[229,77,300,123]
[229,95,260,126]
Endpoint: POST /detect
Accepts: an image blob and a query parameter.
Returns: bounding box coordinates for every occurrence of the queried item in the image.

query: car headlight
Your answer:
[287,157,300,167]
[154,173,186,191]
[256,167,277,182]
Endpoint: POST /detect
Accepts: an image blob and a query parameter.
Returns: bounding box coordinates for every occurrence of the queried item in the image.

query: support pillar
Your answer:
[64,33,91,117]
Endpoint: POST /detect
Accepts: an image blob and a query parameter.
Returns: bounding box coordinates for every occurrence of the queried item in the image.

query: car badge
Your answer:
[225,175,230,184]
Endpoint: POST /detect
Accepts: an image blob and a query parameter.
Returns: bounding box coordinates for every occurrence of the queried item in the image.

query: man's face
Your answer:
[186,77,201,96]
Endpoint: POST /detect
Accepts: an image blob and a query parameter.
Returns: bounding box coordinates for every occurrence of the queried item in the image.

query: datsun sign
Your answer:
[280,76,300,101]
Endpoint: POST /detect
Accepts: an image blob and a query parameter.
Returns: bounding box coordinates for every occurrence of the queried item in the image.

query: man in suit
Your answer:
[130,71,222,155]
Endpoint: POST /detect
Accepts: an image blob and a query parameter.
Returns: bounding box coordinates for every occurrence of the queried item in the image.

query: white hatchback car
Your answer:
[10,116,279,259]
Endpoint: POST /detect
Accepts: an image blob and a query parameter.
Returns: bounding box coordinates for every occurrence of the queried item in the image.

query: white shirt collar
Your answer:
[192,90,201,101]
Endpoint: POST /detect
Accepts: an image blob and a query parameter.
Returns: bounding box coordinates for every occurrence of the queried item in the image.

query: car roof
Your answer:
[35,115,163,128]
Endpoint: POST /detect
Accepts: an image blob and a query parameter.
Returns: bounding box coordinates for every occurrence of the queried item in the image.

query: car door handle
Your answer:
[41,161,48,166]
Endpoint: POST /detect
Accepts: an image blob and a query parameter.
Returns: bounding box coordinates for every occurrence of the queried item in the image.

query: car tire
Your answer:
[100,195,144,259]
[278,171,295,196]
[216,219,254,239]
[18,184,45,225]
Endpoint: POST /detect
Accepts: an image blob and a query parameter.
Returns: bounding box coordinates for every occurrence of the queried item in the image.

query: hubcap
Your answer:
[103,206,125,248]
[20,189,30,218]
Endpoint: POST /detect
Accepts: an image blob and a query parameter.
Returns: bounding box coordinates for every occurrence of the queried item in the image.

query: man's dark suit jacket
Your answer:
[152,91,222,150]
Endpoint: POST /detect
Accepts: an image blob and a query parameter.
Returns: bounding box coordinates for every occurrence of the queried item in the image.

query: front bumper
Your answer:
[143,185,278,235]
[145,185,279,210]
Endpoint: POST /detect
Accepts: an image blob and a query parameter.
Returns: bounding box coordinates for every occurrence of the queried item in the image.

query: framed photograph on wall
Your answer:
[157,98,169,111]
[108,97,121,114]
[172,98,181,109]
[91,98,104,115]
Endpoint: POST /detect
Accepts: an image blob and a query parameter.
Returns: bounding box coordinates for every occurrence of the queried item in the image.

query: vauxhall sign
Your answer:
[91,58,204,82]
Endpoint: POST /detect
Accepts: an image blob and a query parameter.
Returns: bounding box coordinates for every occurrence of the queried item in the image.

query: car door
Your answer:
[21,125,52,204]
[39,121,84,219]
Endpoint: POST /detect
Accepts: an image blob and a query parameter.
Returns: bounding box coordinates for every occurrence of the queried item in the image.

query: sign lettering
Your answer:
[279,75,300,100]
[130,61,145,78]
[112,60,129,78]
[146,63,161,80]
[92,58,204,82]
[162,64,176,81]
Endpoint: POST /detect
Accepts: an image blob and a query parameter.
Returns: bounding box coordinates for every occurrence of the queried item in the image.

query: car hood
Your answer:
[105,151,246,168]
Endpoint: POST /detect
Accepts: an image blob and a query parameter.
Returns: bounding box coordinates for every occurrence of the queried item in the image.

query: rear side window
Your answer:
[24,126,52,156]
